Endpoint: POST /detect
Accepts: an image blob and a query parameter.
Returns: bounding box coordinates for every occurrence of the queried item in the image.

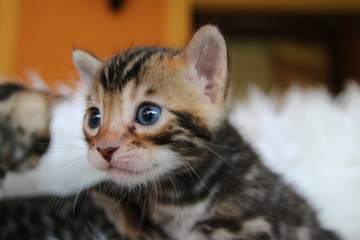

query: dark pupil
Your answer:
[142,108,155,122]
[89,109,101,128]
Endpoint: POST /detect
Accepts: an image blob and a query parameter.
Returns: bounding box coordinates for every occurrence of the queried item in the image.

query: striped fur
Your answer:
[0,192,124,240]
[100,47,178,92]
[74,25,340,239]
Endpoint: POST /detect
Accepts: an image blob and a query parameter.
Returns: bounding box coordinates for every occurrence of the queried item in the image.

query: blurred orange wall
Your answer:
[6,0,358,87]
[13,0,166,86]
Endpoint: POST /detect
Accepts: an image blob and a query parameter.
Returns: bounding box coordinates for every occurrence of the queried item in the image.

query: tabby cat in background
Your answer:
[0,82,122,240]
[0,83,51,183]
[72,25,340,239]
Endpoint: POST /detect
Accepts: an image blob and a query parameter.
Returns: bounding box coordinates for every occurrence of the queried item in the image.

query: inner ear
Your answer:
[183,25,228,103]
[196,42,224,96]
[73,49,103,86]
[196,40,222,80]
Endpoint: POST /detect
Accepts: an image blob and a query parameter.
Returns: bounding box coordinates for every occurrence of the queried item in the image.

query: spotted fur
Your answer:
[72,25,340,239]
[0,83,52,182]
[0,192,125,240]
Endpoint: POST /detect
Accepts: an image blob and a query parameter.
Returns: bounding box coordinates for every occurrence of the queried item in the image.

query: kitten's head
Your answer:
[74,25,229,186]
[0,83,53,173]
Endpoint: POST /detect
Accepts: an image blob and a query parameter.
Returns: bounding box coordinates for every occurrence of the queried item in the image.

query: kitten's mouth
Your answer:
[108,164,157,176]
[106,164,160,185]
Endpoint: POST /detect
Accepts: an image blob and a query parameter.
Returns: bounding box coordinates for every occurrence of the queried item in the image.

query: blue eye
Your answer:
[136,104,162,126]
[88,107,101,129]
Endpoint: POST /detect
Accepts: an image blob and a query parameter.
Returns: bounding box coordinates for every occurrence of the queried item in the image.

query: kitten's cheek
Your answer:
[88,151,110,170]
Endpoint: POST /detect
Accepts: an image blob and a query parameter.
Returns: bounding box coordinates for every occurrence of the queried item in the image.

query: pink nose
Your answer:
[96,146,119,162]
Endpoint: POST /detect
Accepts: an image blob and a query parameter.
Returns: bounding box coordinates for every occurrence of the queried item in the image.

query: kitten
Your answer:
[0,83,51,182]
[72,25,340,239]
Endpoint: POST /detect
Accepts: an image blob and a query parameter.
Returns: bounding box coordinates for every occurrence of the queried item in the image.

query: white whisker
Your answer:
[183,162,212,196]
[199,142,236,170]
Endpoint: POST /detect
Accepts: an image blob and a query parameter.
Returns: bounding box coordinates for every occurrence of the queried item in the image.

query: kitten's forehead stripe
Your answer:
[100,48,145,91]
[104,48,146,91]
[100,47,178,92]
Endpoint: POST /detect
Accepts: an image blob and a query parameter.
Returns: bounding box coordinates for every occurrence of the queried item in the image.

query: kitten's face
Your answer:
[75,25,229,186]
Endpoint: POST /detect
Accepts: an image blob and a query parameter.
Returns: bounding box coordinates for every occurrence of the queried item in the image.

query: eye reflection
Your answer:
[136,104,162,126]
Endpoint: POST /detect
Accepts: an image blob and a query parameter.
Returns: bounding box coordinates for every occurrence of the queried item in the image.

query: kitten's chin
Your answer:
[108,149,182,186]
[107,164,160,186]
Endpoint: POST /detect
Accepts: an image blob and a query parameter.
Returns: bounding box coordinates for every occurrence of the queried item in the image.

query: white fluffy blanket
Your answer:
[230,82,360,240]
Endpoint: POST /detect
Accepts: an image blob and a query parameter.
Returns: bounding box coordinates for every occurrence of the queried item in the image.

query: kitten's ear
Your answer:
[182,25,228,103]
[73,49,103,85]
